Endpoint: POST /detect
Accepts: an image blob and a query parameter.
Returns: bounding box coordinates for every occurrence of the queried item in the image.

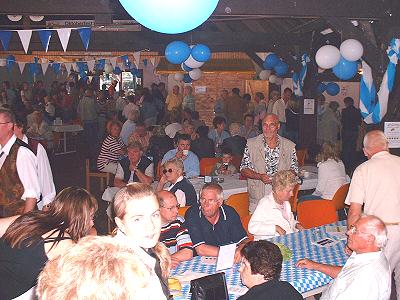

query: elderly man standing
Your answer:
[0,108,40,217]
[240,113,298,212]
[346,130,400,299]
[157,190,193,268]
[184,183,248,261]
[297,215,391,300]
[165,85,183,112]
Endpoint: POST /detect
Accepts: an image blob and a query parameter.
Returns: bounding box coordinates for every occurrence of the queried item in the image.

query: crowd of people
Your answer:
[0,78,398,300]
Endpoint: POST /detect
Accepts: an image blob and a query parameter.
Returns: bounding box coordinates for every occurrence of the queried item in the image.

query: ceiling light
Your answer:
[29,15,45,22]
[7,15,23,22]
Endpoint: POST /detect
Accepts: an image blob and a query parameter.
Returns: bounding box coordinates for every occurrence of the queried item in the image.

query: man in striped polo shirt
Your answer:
[157,190,193,268]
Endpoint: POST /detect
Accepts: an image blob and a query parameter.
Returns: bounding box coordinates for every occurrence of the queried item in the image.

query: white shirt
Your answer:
[22,135,56,208]
[122,102,139,119]
[272,98,287,123]
[166,176,186,206]
[115,96,127,112]
[115,159,154,183]
[321,251,391,300]
[248,192,298,240]
[0,135,40,200]
[313,159,348,200]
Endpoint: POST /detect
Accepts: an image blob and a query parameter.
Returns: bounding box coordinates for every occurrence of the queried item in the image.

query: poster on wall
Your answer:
[304,99,315,115]
[384,122,400,148]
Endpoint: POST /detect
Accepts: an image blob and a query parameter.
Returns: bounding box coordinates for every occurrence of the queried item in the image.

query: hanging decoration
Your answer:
[292,53,310,97]
[315,45,341,69]
[259,53,288,84]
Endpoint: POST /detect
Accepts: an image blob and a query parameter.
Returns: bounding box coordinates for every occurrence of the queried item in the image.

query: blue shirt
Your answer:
[184,205,248,248]
[120,120,136,145]
[162,149,200,178]
[208,129,230,146]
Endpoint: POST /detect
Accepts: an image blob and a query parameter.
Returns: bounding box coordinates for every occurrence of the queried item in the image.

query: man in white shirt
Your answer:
[0,108,40,216]
[297,215,391,300]
[272,88,292,137]
[346,130,400,299]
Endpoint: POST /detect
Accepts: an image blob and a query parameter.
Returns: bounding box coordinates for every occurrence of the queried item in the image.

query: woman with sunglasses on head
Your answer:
[0,187,98,300]
[156,157,197,206]
[113,183,171,299]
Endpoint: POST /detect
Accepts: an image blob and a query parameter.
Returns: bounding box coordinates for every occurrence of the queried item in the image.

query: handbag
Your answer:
[190,272,228,300]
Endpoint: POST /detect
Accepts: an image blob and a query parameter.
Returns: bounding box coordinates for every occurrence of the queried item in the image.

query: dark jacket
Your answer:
[238,279,303,300]
[169,177,197,206]
[119,156,152,183]
[191,137,215,160]
[221,135,247,156]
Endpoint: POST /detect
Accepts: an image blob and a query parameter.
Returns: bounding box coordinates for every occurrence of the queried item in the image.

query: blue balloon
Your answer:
[113,66,122,75]
[332,57,358,80]
[274,61,289,76]
[326,82,340,96]
[191,44,211,62]
[183,73,192,83]
[317,82,327,94]
[165,41,191,64]
[181,63,193,72]
[263,53,280,70]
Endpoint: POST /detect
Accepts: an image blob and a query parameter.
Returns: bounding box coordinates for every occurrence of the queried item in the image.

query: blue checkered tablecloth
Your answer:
[170,221,348,299]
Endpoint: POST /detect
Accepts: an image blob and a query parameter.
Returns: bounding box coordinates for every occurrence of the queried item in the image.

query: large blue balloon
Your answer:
[332,57,358,80]
[274,61,289,76]
[326,82,340,96]
[183,73,192,83]
[119,0,219,34]
[165,41,191,64]
[191,44,211,62]
[317,82,327,94]
[263,53,280,70]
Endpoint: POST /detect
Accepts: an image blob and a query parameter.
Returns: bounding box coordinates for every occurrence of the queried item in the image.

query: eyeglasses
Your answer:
[163,168,174,174]
[161,204,180,211]
[199,198,219,205]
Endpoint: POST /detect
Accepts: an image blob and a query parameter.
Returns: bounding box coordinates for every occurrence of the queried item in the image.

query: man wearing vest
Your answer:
[240,113,298,212]
[0,108,40,217]
[114,141,154,187]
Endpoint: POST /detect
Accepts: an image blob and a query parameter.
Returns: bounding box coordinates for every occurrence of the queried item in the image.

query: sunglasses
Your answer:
[163,168,174,174]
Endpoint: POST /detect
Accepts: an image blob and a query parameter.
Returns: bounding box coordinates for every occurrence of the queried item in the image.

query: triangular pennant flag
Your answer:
[77,27,91,50]
[41,63,49,75]
[256,52,270,62]
[38,29,52,52]
[17,30,33,53]
[87,60,95,72]
[56,28,71,52]
[0,31,12,51]
[41,58,48,64]
[17,62,26,74]
[64,62,72,75]
[133,51,141,68]
[150,57,156,67]
[52,62,61,74]
[109,57,118,68]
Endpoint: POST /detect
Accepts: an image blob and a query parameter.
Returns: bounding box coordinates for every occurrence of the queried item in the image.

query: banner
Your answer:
[0,31,12,51]
[38,30,52,52]
[17,30,33,53]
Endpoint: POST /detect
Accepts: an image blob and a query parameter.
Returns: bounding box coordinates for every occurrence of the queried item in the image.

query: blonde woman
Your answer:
[113,183,171,299]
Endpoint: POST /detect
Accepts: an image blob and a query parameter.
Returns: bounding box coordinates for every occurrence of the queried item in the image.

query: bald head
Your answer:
[363,130,388,159]
[358,215,387,249]
[156,190,177,207]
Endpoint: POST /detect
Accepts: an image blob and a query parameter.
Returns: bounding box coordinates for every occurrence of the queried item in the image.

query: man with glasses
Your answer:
[185,183,248,261]
[296,215,391,300]
[157,190,193,268]
[240,113,298,212]
[0,108,40,217]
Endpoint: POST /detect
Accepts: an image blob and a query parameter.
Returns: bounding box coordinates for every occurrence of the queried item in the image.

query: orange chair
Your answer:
[178,206,190,218]
[288,184,300,213]
[240,214,254,241]
[297,199,338,229]
[331,183,350,211]
[296,149,307,167]
[200,157,220,176]
[226,192,249,219]
[156,161,162,180]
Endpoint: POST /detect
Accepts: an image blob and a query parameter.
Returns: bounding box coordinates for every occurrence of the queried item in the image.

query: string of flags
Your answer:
[0,27,91,53]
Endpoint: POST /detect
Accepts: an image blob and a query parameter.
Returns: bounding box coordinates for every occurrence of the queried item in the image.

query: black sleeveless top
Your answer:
[0,235,72,299]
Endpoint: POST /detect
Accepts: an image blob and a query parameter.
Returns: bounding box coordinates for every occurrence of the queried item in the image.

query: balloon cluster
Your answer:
[317,82,340,96]
[165,41,211,83]
[315,39,363,80]
[258,53,288,85]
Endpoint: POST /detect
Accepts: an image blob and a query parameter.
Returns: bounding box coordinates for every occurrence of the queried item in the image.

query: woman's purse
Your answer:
[190,272,228,300]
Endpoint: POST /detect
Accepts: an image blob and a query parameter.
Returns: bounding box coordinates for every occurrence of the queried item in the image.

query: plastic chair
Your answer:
[288,184,300,213]
[331,183,350,210]
[178,206,190,218]
[297,199,338,229]
[226,192,249,219]
[296,149,307,167]
[240,214,254,241]
[85,159,111,193]
[200,157,220,176]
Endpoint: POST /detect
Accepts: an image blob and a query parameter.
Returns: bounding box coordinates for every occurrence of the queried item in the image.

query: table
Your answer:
[170,221,348,299]
[51,124,83,155]
[299,165,318,191]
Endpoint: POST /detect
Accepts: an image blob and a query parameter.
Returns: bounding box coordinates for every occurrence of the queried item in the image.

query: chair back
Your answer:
[296,149,307,167]
[297,199,338,229]
[331,183,350,210]
[178,206,190,218]
[288,184,300,213]
[200,157,220,176]
[240,214,254,241]
[156,161,162,180]
[226,192,249,219]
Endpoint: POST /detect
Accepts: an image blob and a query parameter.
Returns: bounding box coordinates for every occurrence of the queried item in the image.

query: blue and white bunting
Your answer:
[0,31,12,51]
[293,53,309,96]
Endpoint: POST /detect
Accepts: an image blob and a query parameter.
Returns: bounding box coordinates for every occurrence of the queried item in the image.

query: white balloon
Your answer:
[340,39,364,61]
[315,45,341,69]
[0,59,6,67]
[174,73,184,81]
[184,55,204,69]
[275,77,283,85]
[104,63,113,74]
[189,68,202,80]
[259,70,271,80]
[269,74,277,84]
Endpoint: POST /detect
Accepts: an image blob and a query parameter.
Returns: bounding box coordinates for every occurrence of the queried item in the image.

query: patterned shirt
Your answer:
[160,216,193,254]
[240,136,298,176]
